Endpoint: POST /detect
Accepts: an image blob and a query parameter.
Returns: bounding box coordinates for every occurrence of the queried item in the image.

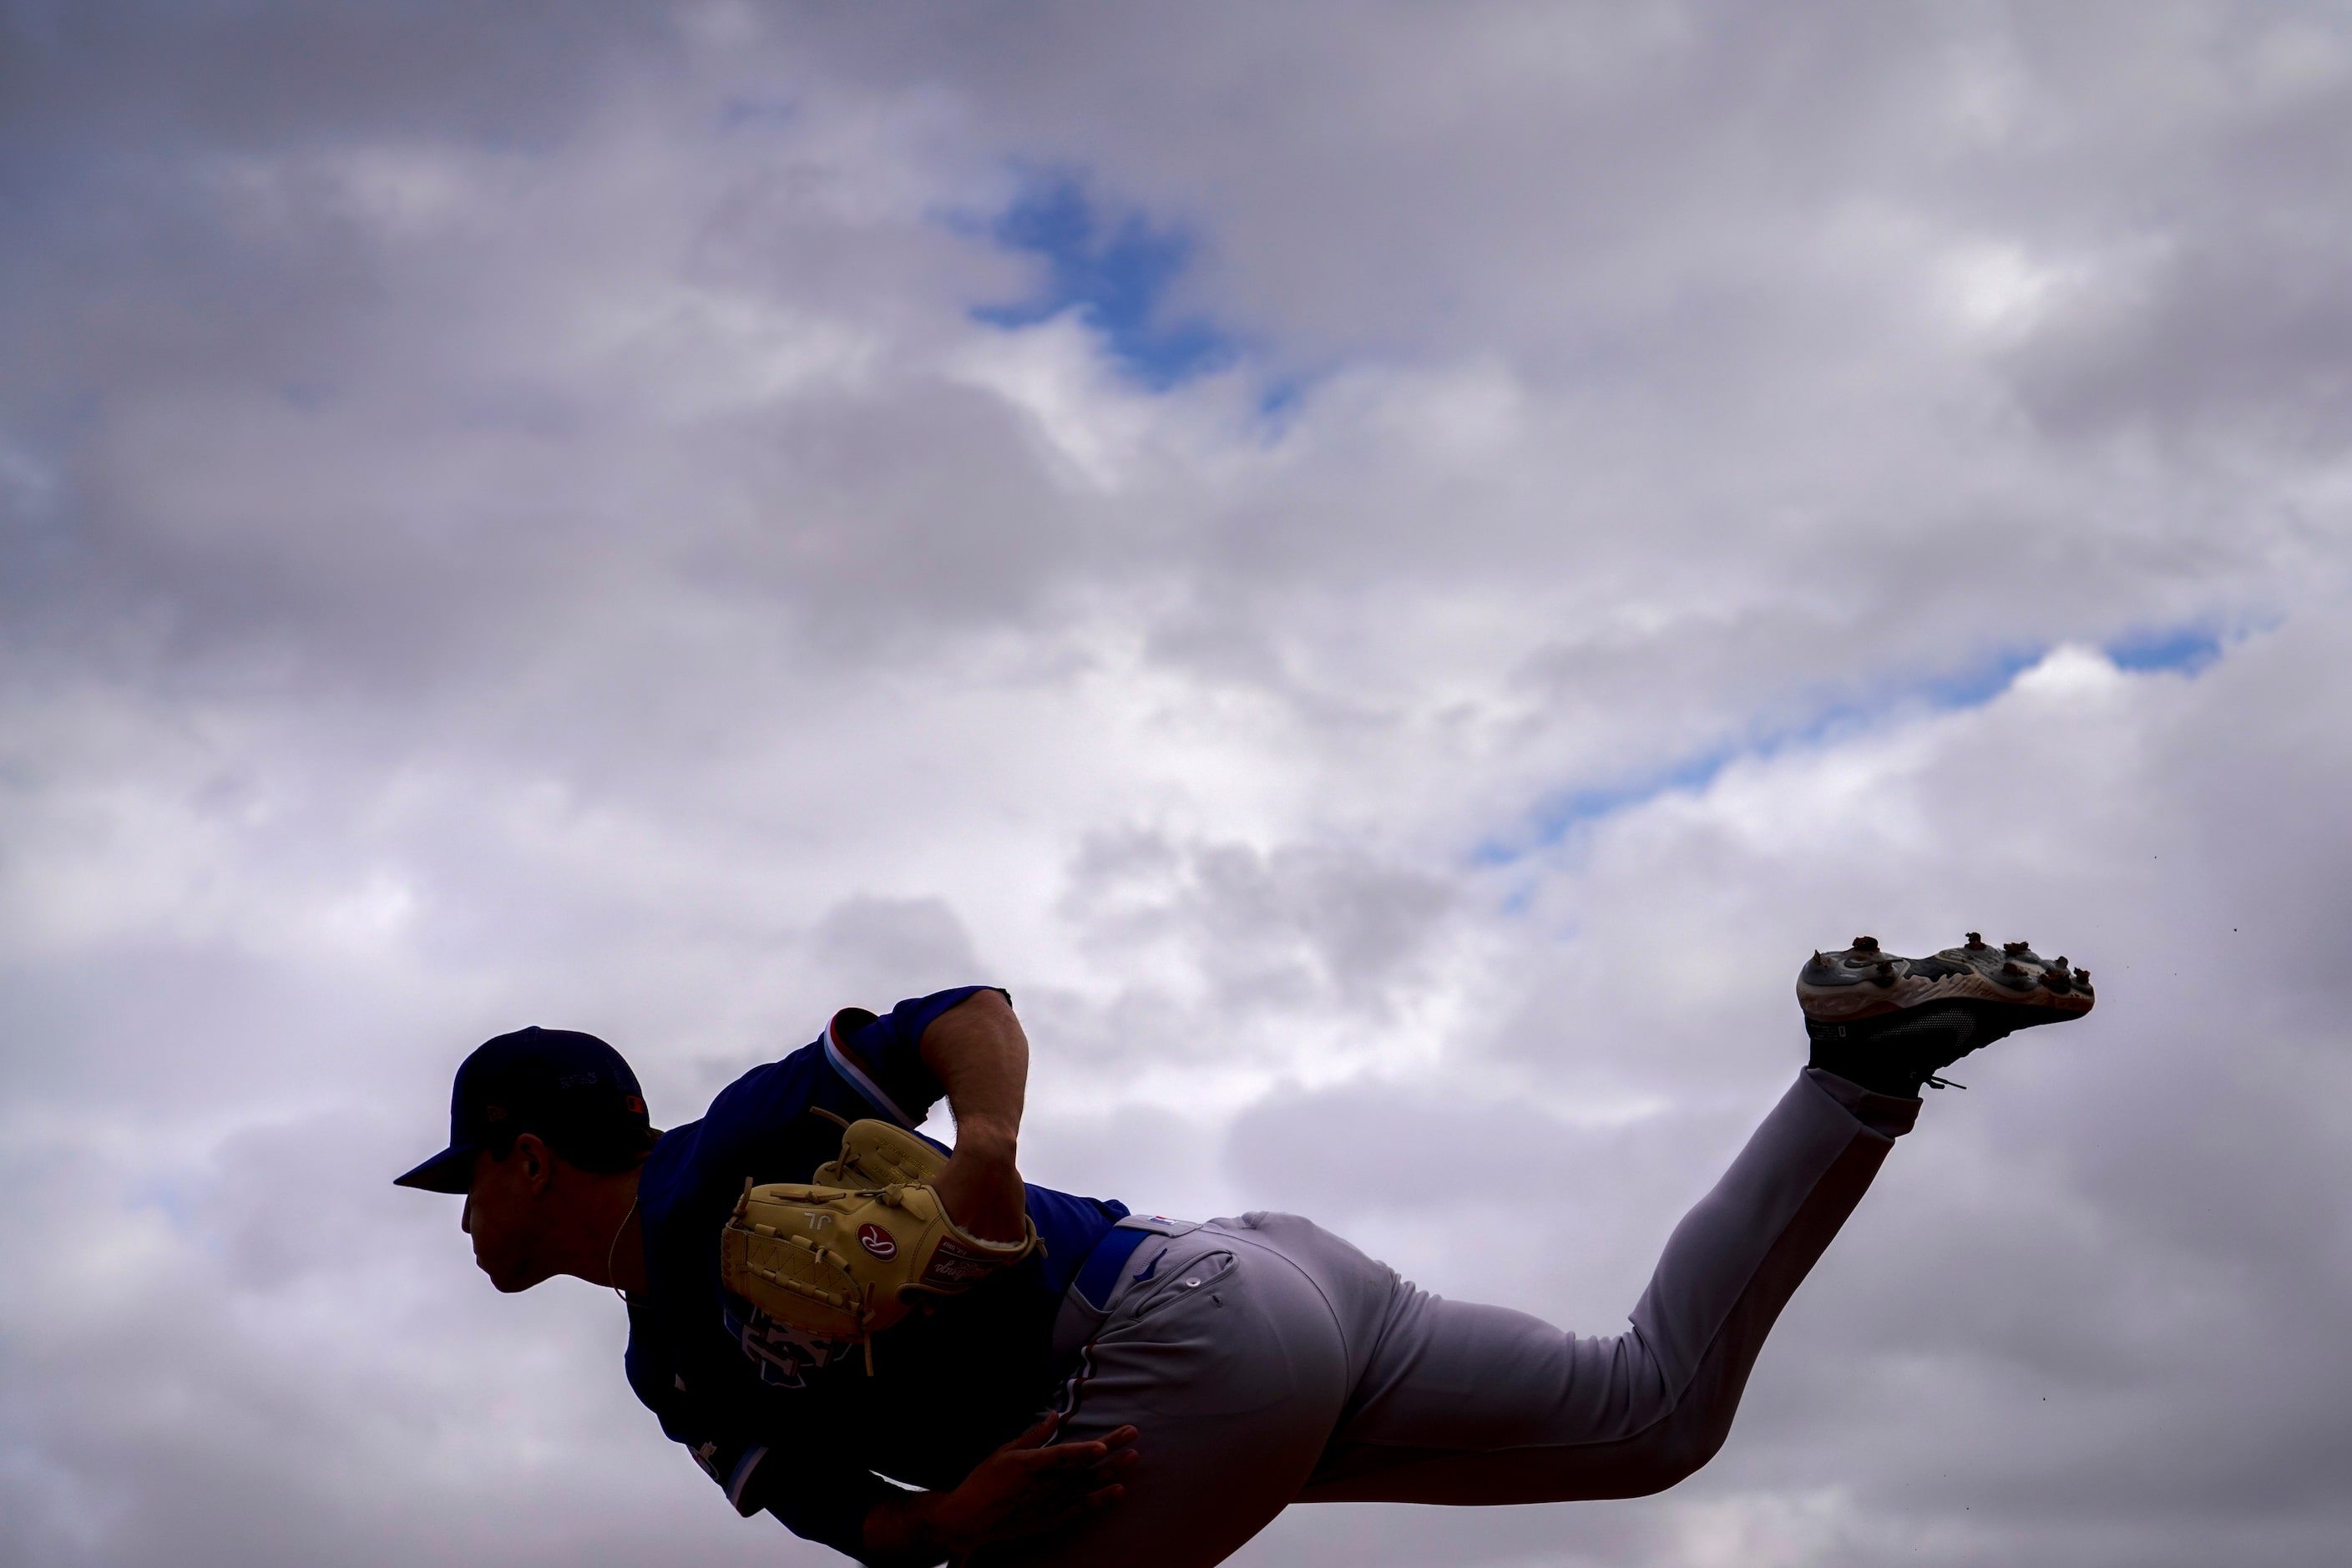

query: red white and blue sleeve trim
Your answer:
[821,1014,923,1128]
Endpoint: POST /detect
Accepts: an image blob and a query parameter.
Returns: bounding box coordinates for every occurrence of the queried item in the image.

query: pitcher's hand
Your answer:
[865,1413,1139,1563]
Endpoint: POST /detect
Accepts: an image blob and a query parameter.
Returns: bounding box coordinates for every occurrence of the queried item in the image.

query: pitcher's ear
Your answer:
[511,1131,557,1194]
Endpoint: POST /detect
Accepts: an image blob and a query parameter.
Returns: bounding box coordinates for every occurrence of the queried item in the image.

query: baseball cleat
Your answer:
[1799,933,2095,1096]
[1798,932,2094,1023]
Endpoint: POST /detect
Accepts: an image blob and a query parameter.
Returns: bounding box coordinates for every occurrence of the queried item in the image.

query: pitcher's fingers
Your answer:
[1004,1410,1061,1451]
[1016,1439,1114,1471]
[1086,1447,1141,1479]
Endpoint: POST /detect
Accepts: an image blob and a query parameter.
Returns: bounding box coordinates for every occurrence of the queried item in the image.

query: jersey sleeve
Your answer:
[824,984,1006,1127]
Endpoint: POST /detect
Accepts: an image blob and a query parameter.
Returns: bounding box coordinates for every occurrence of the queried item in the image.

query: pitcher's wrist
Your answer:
[948,1120,1019,1163]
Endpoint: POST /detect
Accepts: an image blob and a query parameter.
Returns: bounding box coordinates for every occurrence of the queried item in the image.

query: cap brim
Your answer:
[393,1143,478,1193]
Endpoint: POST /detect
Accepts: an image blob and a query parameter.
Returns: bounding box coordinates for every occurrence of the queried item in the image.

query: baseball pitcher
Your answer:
[396,934,2092,1565]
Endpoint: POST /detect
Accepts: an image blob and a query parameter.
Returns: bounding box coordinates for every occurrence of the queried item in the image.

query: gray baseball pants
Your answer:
[981,1069,1920,1568]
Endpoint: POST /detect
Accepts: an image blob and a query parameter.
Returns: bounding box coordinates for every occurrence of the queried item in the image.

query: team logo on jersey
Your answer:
[725,1297,851,1390]
[857,1222,897,1259]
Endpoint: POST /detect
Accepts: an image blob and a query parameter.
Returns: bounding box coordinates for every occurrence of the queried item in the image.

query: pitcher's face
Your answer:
[463,1138,558,1292]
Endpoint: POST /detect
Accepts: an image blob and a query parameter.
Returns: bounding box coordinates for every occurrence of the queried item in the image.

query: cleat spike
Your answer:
[1813,950,1827,965]
[1965,932,1985,948]
[2003,940,2030,954]
[1852,935,1879,953]
[2001,959,2026,975]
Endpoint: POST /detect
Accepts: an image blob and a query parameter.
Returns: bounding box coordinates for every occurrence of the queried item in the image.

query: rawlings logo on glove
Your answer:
[719,1118,1041,1374]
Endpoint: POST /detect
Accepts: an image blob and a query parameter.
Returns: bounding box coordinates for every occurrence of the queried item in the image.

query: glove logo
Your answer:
[857,1223,898,1260]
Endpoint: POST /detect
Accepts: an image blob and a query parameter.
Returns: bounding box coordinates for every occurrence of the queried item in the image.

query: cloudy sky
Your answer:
[6,3,2352,1564]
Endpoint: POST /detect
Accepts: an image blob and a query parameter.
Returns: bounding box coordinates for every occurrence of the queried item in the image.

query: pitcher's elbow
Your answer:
[1618,1411,1734,1496]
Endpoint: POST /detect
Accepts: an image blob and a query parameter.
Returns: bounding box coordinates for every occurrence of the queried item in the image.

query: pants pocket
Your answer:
[1094,1248,1304,1418]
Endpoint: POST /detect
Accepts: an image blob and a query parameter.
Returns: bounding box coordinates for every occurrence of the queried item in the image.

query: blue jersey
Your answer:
[622,987,1129,1559]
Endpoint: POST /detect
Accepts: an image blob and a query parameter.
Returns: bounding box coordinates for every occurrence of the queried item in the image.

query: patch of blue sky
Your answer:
[2105,625,2223,675]
[1253,372,1317,434]
[969,174,1242,391]
[1476,625,2232,873]
[1910,645,2046,708]
[1472,743,1751,868]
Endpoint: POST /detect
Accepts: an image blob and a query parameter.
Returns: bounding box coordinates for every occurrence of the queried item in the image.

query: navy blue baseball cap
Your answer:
[394,1027,656,1193]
